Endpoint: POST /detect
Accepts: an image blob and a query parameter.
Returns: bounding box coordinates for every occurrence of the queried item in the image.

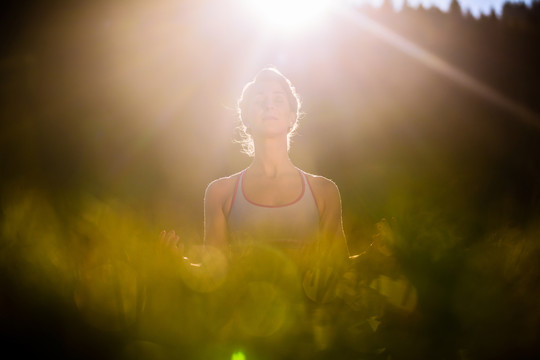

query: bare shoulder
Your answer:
[303,172,342,216]
[205,172,241,199]
[304,172,341,197]
[204,172,242,215]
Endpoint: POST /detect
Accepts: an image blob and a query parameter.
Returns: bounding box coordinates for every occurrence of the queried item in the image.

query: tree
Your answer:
[449,0,462,18]
[381,0,394,13]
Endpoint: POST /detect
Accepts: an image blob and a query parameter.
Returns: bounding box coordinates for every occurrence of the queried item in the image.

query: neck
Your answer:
[250,137,295,177]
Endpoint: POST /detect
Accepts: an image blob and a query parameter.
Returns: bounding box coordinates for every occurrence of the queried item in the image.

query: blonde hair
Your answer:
[236,68,301,157]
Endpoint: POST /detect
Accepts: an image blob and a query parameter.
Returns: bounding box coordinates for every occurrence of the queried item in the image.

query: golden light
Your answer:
[231,351,246,360]
[242,0,333,35]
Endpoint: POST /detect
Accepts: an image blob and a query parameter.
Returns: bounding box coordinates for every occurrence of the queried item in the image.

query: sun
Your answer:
[242,0,333,35]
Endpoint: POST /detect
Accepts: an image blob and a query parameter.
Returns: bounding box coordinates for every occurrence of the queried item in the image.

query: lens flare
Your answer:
[236,281,288,337]
[231,351,246,360]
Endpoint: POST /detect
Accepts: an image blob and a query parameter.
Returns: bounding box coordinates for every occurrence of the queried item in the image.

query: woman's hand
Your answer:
[371,218,399,256]
[159,230,184,258]
[158,230,228,293]
[157,230,196,276]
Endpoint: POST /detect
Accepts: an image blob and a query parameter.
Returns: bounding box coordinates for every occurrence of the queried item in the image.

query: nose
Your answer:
[263,98,275,109]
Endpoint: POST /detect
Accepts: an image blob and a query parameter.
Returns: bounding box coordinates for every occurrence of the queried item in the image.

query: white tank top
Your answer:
[227,169,320,249]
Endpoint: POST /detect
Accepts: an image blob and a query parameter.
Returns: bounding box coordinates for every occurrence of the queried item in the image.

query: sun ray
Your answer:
[241,0,333,35]
[336,7,540,129]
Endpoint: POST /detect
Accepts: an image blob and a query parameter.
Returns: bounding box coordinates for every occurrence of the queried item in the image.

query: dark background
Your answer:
[1,0,539,358]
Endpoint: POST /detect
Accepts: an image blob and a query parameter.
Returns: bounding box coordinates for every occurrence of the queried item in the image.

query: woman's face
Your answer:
[244,81,296,139]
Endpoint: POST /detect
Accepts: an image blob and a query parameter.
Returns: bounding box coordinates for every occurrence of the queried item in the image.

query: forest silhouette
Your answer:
[1,0,539,359]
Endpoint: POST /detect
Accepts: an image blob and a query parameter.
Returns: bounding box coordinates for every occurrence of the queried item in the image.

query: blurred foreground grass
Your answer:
[1,187,539,359]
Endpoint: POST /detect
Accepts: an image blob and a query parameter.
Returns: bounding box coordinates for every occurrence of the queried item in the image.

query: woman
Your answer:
[203,68,349,265]
[160,68,351,284]
[156,69,411,355]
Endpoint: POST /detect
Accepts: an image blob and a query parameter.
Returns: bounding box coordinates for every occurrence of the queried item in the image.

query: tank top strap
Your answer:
[227,170,245,217]
[298,169,317,205]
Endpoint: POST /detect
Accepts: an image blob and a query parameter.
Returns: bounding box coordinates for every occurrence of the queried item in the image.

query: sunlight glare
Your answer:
[243,0,332,35]
[231,351,246,360]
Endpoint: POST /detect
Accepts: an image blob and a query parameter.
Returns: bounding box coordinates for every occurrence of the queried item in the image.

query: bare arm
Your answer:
[203,177,236,253]
[309,176,350,261]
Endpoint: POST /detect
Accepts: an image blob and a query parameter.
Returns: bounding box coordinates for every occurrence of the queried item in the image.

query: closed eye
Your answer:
[274,96,285,103]
[253,94,265,107]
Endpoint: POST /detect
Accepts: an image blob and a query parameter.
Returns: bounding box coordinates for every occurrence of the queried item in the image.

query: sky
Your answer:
[362,0,535,17]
